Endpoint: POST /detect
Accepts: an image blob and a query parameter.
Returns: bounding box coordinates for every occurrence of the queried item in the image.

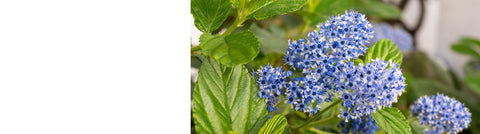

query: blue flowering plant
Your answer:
[191,0,472,133]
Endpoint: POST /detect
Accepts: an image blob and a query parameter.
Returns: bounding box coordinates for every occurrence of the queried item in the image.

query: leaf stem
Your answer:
[191,45,201,52]
[309,128,334,134]
[222,18,243,37]
[295,18,311,40]
[293,99,341,131]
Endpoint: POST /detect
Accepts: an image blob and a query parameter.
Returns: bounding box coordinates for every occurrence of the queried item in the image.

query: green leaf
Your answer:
[192,57,268,134]
[249,24,288,54]
[309,0,354,26]
[354,58,364,66]
[258,115,288,134]
[251,0,307,20]
[371,107,412,134]
[191,0,232,33]
[355,0,402,20]
[465,75,480,95]
[365,39,403,65]
[451,37,480,58]
[200,30,260,66]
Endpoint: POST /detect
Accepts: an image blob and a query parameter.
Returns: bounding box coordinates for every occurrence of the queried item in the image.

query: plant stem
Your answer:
[222,18,242,37]
[293,99,341,131]
[282,105,290,115]
[309,128,334,134]
[295,18,311,40]
[191,45,201,52]
[303,116,339,129]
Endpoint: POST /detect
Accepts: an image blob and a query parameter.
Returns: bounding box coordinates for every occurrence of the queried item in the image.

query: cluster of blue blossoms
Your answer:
[252,65,292,112]
[340,59,406,119]
[253,11,408,134]
[368,23,413,54]
[410,94,471,134]
[282,11,374,114]
[337,115,378,134]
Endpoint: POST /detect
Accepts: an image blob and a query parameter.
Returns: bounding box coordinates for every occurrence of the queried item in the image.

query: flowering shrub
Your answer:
[191,0,474,133]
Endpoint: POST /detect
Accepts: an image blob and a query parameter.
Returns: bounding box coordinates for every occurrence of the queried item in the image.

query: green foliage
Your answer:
[252,0,307,20]
[249,24,288,54]
[192,57,269,134]
[258,115,288,134]
[371,107,412,134]
[403,51,456,89]
[465,75,480,95]
[191,0,232,33]
[308,0,354,26]
[200,30,260,66]
[451,37,480,58]
[354,58,364,65]
[355,0,402,20]
[365,39,403,65]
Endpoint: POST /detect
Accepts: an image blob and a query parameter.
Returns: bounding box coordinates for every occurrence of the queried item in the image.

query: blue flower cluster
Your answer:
[284,10,373,72]
[252,65,292,112]
[284,77,323,114]
[410,94,471,134]
[340,59,406,119]
[337,115,378,134]
[283,11,373,114]
[368,23,413,54]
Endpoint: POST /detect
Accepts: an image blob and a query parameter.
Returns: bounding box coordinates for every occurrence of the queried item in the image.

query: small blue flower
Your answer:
[410,93,471,134]
[340,59,406,119]
[338,115,378,134]
[253,65,292,113]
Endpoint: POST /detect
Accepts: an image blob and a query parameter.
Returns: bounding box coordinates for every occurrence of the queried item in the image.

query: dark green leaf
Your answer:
[355,0,402,20]
[365,39,403,65]
[371,107,412,134]
[451,37,480,58]
[249,24,288,54]
[192,57,268,134]
[252,0,307,20]
[200,30,260,66]
[191,0,232,33]
[465,75,480,95]
[258,115,288,134]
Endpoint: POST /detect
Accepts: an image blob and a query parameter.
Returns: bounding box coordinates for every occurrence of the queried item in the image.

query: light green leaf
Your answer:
[191,0,232,33]
[365,39,403,65]
[192,57,268,134]
[354,58,364,66]
[465,75,480,95]
[251,0,307,20]
[371,107,412,134]
[200,30,260,66]
[451,37,480,58]
[258,115,288,134]
[249,24,288,54]
[355,0,402,20]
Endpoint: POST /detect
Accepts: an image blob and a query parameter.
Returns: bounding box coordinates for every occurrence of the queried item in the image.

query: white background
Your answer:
[0,0,189,133]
